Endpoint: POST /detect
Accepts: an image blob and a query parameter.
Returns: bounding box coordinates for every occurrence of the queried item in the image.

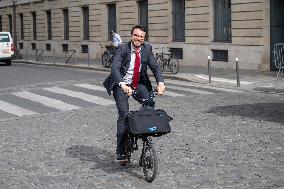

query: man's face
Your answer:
[131,28,146,48]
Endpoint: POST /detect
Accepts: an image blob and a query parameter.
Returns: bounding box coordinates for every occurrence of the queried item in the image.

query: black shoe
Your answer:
[116,154,129,165]
[117,153,127,161]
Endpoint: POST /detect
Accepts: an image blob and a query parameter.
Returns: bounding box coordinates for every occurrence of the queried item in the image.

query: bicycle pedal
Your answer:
[118,159,129,166]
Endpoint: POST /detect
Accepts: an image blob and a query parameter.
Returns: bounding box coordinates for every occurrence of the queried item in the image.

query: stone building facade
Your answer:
[0,0,283,71]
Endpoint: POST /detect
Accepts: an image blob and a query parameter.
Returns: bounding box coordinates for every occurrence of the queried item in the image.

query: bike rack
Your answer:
[65,50,76,64]
[273,43,284,78]
[35,49,44,62]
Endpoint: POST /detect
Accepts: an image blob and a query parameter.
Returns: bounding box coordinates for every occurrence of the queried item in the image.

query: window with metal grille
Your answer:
[214,0,231,42]
[212,49,228,62]
[138,0,148,41]
[0,16,2,32]
[46,10,52,40]
[172,0,185,42]
[19,43,23,49]
[19,13,24,40]
[46,43,51,51]
[108,4,116,41]
[63,9,69,40]
[8,14,12,34]
[31,43,36,50]
[81,45,88,53]
[82,6,89,40]
[169,48,183,59]
[62,44,68,52]
[32,12,37,40]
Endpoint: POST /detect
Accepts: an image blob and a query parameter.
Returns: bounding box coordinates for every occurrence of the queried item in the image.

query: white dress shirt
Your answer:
[120,44,141,85]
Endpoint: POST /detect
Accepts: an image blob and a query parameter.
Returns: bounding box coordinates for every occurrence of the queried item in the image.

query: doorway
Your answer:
[271,0,284,70]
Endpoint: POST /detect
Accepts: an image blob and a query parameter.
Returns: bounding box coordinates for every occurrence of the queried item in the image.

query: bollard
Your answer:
[88,50,90,67]
[208,56,211,83]
[53,48,56,64]
[236,57,240,87]
[26,49,28,61]
[35,49,38,62]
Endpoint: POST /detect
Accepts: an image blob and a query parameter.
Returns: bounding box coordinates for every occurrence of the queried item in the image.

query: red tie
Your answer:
[132,49,141,89]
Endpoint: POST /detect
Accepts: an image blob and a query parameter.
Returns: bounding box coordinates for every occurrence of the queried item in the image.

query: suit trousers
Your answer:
[113,84,154,154]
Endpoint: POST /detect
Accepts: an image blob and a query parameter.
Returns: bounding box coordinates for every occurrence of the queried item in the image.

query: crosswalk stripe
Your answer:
[76,83,185,97]
[166,85,213,95]
[194,74,253,85]
[74,83,106,91]
[163,91,185,97]
[43,87,115,106]
[165,80,243,93]
[12,91,80,111]
[0,100,37,116]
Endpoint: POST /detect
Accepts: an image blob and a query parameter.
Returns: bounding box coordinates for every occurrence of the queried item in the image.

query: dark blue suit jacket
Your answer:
[103,41,164,95]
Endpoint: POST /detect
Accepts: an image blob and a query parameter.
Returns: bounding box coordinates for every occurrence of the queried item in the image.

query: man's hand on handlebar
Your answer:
[157,83,166,95]
[121,83,165,96]
[121,83,133,96]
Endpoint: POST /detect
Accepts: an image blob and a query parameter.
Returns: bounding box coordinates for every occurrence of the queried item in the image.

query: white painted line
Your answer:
[0,100,37,116]
[76,83,185,97]
[43,87,115,106]
[12,91,80,111]
[194,74,253,85]
[166,85,213,95]
[163,91,185,97]
[74,83,106,92]
[165,80,243,93]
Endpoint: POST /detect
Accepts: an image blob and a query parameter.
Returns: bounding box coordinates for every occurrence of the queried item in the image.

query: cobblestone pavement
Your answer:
[0,90,283,189]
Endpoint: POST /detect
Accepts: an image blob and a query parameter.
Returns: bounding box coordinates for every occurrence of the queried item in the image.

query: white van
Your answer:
[0,32,14,66]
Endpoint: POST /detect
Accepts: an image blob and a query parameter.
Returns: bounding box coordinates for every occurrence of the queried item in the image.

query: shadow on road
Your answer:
[65,145,144,180]
[206,103,284,125]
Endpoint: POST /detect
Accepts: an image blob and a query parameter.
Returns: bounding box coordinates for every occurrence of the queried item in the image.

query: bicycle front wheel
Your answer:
[156,54,165,72]
[168,57,179,74]
[101,52,111,68]
[142,138,158,183]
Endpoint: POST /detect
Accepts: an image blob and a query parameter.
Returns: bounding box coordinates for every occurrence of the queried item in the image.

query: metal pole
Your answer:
[208,56,211,83]
[53,48,56,64]
[12,0,18,58]
[26,49,28,61]
[88,49,90,67]
[35,49,38,62]
[236,57,240,87]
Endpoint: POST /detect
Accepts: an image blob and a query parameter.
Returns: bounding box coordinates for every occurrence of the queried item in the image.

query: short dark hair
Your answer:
[131,25,147,35]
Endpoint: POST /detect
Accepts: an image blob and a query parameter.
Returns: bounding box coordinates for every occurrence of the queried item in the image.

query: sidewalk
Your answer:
[13,58,284,93]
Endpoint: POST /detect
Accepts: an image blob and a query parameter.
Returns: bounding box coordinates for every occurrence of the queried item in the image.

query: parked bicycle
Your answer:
[100,44,116,68]
[121,90,173,183]
[155,47,179,74]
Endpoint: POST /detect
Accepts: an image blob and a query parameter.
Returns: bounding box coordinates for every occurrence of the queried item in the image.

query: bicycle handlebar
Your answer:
[132,90,158,105]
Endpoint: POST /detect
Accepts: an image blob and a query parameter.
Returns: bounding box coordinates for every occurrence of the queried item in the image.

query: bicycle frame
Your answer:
[122,90,159,182]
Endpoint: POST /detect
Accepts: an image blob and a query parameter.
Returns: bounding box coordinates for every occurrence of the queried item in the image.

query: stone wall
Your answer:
[0,0,271,70]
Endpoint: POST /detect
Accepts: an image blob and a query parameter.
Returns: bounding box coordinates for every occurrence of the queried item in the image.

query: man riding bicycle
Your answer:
[103,25,166,163]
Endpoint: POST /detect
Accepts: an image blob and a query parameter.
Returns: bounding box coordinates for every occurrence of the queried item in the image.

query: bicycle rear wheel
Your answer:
[156,54,165,72]
[101,52,111,68]
[168,57,179,74]
[142,138,158,183]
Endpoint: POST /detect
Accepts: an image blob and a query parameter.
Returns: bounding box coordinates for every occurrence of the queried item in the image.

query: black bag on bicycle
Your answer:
[127,109,172,137]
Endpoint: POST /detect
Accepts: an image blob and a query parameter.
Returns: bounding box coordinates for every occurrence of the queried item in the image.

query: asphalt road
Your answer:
[0,63,283,189]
